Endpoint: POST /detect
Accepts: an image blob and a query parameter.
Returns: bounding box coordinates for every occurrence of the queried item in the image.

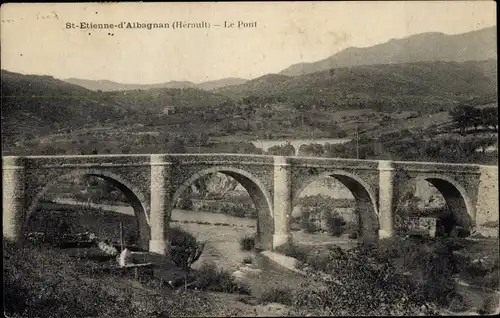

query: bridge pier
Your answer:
[378,160,395,238]
[2,157,26,243]
[273,156,293,250]
[149,155,172,255]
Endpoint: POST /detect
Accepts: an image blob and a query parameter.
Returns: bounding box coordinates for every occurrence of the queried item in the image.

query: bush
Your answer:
[290,288,327,308]
[479,294,500,315]
[325,212,346,237]
[194,263,251,295]
[242,257,253,264]
[302,221,318,233]
[176,198,193,210]
[239,236,255,251]
[289,236,460,315]
[169,227,205,271]
[447,293,472,312]
[277,244,309,263]
[260,286,293,305]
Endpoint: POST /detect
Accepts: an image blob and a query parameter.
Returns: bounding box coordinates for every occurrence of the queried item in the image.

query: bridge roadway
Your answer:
[2,153,498,254]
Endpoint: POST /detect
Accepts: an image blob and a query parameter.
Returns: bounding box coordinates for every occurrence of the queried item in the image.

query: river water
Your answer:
[50,199,356,273]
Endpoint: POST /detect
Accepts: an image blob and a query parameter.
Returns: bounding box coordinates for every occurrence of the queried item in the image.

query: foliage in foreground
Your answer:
[194,263,251,295]
[168,226,205,271]
[3,241,216,318]
[278,237,495,315]
[239,235,255,251]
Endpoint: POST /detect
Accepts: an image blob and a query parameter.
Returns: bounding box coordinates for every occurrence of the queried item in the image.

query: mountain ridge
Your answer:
[216,59,497,112]
[279,26,496,76]
[62,77,248,92]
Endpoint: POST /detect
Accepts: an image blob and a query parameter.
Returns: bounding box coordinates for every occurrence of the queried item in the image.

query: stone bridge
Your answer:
[2,154,498,254]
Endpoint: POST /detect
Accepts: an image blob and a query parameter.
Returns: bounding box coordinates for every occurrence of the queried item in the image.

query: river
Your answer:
[49,198,356,272]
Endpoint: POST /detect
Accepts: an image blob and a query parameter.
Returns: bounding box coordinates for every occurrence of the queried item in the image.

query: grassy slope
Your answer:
[3,240,249,318]
[217,60,497,113]
[1,70,131,142]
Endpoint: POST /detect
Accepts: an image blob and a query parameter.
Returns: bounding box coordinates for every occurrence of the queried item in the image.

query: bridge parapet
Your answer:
[289,156,380,169]
[393,160,482,174]
[162,153,275,166]
[2,155,152,169]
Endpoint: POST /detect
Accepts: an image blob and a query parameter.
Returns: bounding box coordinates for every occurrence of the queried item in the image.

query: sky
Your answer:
[1,1,496,84]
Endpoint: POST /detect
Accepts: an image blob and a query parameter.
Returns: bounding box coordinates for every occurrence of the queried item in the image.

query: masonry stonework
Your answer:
[476,165,499,233]
[273,156,293,250]
[2,154,497,253]
[378,160,395,238]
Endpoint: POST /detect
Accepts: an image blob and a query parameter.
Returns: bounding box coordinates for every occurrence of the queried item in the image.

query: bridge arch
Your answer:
[293,170,379,239]
[26,169,151,249]
[171,166,274,250]
[413,174,475,231]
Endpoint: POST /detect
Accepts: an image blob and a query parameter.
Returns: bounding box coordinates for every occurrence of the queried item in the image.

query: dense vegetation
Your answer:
[3,237,254,318]
[273,236,499,315]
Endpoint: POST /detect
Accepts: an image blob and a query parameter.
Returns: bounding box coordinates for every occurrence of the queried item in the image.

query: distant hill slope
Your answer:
[63,77,248,92]
[215,74,291,98]
[280,26,496,76]
[63,78,197,91]
[217,59,497,112]
[196,78,248,91]
[1,70,237,146]
[1,70,134,143]
[99,86,233,113]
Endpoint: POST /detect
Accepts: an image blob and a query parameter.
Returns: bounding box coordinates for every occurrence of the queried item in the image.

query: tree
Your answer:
[267,142,295,156]
[166,137,186,153]
[199,132,209,146]
[298,143,324,157]
[480,107,498,131]
[449,105,481,135]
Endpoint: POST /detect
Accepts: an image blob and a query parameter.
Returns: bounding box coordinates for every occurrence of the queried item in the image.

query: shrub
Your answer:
[299,211,318,233]
[177,198,193,210]
[242,257,253,264]
[447,293,472,312]
[239,236,255,251]
[302,221,318,233]
[479,294,500,315]
[168,227,205,271]
[277,244,309,263]
[325,212,346,237]
[194,263,251,295]
[291,236,459,315]
[290,288,327,308]
[260,286,293,305]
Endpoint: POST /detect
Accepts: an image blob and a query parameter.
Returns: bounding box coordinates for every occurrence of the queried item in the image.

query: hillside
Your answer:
[217,60,497,113]
[98,87,233,113]
[1,70,133,144]
[196,78,248,91]
[63,77,248,92]
[216,74,291,99]
[280,26,496,76]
